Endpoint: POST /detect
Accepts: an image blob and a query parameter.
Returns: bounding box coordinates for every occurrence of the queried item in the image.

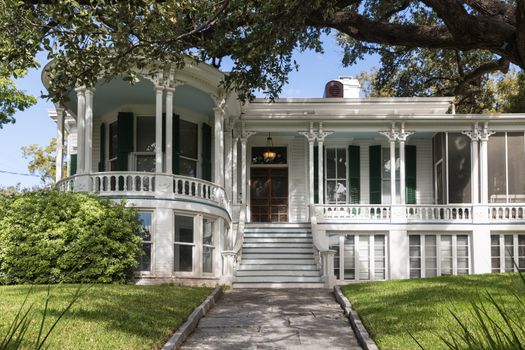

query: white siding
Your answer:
[413,139,433,204]
[289,136,308,222]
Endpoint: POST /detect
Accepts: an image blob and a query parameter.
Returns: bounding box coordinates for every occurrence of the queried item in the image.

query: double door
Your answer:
[250,168,288,222]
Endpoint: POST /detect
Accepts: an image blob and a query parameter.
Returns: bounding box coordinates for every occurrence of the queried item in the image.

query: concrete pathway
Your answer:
[180,289,362,349]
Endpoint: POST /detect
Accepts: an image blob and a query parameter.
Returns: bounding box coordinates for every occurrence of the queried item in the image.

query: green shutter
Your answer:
[98,123,106,172]
[172,114,180,174]
[314,145,319,204]
[369,145,382,204]
[406,145,417,204]
[117,112,134,171]
[69,154,77,176]
[348,145,360,204]
[201,123,212,181]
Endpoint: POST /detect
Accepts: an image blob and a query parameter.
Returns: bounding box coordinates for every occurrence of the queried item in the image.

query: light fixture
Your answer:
[263,132,276,161]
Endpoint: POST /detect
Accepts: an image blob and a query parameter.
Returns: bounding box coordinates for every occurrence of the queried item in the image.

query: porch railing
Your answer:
[315,205,391,221]
[489,204,525,221]
[406,205,472,222]
[56,172,224,205]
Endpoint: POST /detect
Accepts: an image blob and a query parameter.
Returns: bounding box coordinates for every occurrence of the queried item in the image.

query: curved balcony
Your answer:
[56,172,227,209]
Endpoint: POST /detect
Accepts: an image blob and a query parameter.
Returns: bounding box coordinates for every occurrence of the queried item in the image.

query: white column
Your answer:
[165,88,174,174]
[390,139,397,205]
[479,124,493,204]
[224,128,233,201]
[213,107,225,186]
[299,128,316,207]
[471,138,479,204]
[55,107,65,182]
[84,88,94,173]
[232,135,238,204]
[75,87,86,174]
[155,87,164,173]
[240,136,248,206]
[317,139,324,205]
[399,139,406,205]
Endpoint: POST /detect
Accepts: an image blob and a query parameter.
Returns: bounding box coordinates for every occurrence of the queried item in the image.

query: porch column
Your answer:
[240,129,256,208]
[165,87,174,174]
[55,107,65,182]
[155,86,164,173]
[316,124,333,205]
[84,88,94,173]
[479,123,495,204]
[213,105,225,187]
[299,123,316,207]
[75,87,86,174]
[224,127,233,201]
[463,124,480,204]
[232,134,238,204]
[398,123,414,205]
[390,139,397,204]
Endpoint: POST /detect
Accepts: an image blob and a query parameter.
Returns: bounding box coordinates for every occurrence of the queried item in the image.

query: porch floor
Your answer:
[180,289,361,349]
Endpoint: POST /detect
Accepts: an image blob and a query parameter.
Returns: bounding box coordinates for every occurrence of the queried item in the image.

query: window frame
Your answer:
[324,147,348,204]
[173,213,196,274]
[202,216,215,275]
[491,233,525,273]
[136,210,154,275]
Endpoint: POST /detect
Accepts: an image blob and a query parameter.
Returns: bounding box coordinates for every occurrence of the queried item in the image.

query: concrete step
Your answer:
[244,223,311,229]
[240,258,316,265]
[237,264,318,271]
[242,247,313,253]
[244,233,312,238]
[235,275,323,283]
[244,229,312,234]
[232,282,325,289]
[241,253,314,259]
[242,242,313,248]
[235,269,321,277]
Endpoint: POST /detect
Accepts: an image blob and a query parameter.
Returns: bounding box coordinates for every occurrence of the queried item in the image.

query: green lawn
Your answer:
[341,274,525,350]
[0,284,213,350]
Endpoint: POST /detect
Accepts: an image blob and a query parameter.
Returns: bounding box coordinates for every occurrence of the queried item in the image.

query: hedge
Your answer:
[0,190,143,284]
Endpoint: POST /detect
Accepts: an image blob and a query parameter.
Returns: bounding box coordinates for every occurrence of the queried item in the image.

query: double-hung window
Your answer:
[409,233,470,278]
[179,120,199,177]
[202,218,214,273]
[134,116,156,172]
[137,212,153,272]
[325,148,347,204]
[174,215,194,272]
[491,234,525,272]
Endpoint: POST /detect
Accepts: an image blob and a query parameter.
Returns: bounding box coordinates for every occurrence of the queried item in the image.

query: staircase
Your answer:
[233,223,325,288]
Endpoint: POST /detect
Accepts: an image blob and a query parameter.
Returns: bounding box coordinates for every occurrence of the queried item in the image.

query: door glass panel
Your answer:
[488,133,507,202]
[507,133,525,202]
[448,134,471,203]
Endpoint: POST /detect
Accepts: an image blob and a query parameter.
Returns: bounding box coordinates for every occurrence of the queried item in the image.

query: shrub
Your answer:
[0,190,143,284]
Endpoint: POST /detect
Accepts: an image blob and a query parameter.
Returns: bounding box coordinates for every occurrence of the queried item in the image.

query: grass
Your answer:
[0,284,213,350]
[341,274,525,350]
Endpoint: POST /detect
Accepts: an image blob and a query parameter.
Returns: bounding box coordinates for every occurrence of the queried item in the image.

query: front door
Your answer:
[250,168,288,222]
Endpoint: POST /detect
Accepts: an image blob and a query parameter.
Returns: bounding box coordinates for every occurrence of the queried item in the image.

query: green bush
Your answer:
[0,190,143,284]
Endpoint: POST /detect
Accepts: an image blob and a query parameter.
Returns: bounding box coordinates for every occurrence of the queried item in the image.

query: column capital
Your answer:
[379,130,398,141]
[239,130,256,143]
[299,131,317,142]
[74,86,86,94]
[479,129,496,142]
[316,130,334,142]
[397,130,414,142]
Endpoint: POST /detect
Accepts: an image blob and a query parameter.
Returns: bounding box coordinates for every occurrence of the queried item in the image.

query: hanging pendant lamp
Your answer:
[263,132,277,161]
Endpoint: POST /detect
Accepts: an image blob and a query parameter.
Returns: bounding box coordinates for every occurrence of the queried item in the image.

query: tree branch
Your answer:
[454,57,510,94]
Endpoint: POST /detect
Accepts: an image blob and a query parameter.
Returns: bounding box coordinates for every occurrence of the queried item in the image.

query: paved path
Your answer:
[180,289,362,349]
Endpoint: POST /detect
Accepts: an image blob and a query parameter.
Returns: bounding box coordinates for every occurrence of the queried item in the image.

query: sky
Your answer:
[0,34,379,188]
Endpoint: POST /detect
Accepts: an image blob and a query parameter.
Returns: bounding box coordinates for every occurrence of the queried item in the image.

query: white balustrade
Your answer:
[316,205,391,221]
[406,205,472,222]
[489,205,525,221]
[92,172,156,194]
[56,176,76,192]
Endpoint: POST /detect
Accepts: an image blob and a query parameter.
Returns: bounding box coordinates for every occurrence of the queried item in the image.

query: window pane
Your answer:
[507,133,525,202]
[138,243,151,271]
[326,180,337,204]
[488,133,507,202]
[344,235,355,280]
[358,235,370,280]
[109,122,118,159]
[374,235,385,280]
[326,149,336,178]
[337,148,347,179]
[138,212,152,241]
[174,244,193,272]
[136,116,156,152]
[137,212,152,272]
[440,236,452,275]
[179,158,197,177]
[203,219,213,245]
[203,246,213,273]
[448,134,471,203]
[136,154,155,172]
[425,235,437,277]
[329,235,340,279]
[180,120,198,159]
[175,215,194,243]
[504,235,514,271]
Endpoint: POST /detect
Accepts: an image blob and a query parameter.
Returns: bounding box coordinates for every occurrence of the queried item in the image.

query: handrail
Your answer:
[232,204,246,269]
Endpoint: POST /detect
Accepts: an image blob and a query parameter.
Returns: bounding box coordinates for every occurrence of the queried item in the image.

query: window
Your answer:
[491,233,525,272]
[329,233,386,282]
[382,148,400,204]
[109,121,118,171]
[202,218,214,273]
[134,116,156,172]
[137,212,153,272]
[488,132,525,203]
[325,148,347,204]
[409,234,470,278]
[174,215,194,272]
[179,120,198,177]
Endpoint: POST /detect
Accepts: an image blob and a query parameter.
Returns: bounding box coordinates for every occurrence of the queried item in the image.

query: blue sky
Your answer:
[0,34,378,188]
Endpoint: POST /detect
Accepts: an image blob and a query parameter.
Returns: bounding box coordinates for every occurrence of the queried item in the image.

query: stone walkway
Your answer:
[180,289,362,349]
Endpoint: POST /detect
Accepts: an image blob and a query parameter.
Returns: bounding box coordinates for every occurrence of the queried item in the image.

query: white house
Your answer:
[44,60,525,288]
